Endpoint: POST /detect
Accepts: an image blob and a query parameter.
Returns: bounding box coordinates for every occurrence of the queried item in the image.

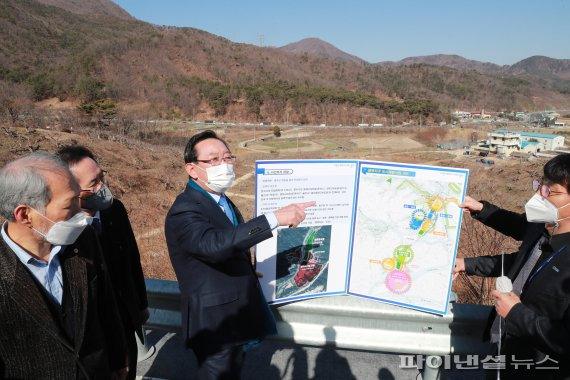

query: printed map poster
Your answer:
[348,161,468,314]
[255,160,359,304]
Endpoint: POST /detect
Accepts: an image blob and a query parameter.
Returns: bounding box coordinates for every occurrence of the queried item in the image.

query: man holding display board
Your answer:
[454,153,570,378]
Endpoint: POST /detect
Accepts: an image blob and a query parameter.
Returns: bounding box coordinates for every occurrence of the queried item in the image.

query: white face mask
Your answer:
[525,193,570,225]
[33,210,92,245]
[194,163,235,193]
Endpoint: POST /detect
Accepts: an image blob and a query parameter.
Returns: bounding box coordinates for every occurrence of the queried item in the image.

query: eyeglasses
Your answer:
[81,170,108,196]
[532,179,569,197]
[195,155,236,166]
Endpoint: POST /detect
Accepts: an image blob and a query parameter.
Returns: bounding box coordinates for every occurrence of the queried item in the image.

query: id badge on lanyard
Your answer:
[526,245,567,285]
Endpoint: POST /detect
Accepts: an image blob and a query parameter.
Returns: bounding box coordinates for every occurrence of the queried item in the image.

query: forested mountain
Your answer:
[1,0,569,125]
[379,54,506,75]
[507,56,570,81]
[280,38,365,64]
[378,54,570,83]
[35,0,133,19]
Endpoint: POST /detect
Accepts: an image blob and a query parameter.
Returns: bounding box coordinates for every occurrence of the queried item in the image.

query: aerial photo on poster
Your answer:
[275,225,332,299]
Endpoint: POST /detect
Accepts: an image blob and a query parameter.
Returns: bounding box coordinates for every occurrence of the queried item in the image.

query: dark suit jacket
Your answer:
[465,201,570,379]
[99,199,148,336]
[0,226,127,379]
[165,182,275,354]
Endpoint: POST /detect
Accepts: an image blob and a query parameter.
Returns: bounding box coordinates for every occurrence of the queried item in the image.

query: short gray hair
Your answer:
[0,152,72,221]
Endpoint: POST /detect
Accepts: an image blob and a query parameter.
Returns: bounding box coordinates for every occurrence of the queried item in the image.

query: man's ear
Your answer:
[13,205,33,226]
[185,163,198,180]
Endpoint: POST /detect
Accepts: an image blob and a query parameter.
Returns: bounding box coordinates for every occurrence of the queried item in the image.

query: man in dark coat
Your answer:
[0,152,127,379]
[454,154,570,379]
[165,130,314,379]
[57,146,149,380]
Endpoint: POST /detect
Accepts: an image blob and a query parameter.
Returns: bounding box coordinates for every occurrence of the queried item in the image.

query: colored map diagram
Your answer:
[275,226,332,299]
[348,165,466,313]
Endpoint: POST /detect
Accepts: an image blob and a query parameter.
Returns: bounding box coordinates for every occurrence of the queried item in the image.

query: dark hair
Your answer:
[183,130,230,163]
[544,153,570,189]
[56,145,97,166]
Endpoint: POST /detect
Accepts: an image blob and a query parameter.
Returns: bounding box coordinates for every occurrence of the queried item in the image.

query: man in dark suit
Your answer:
[165,130,314,380]
[57,145,149,380]
[0,152,127,379]
[454,154,570,379]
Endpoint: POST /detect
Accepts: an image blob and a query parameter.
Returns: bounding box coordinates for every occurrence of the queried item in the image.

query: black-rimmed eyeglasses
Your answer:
[195,155,236,166]
[532,179,569,198]
[81,170,108,195]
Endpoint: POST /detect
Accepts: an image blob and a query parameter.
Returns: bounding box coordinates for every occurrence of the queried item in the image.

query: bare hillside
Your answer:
[0,119,549,306]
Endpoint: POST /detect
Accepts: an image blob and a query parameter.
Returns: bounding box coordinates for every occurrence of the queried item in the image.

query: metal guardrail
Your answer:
[144,278,494,379]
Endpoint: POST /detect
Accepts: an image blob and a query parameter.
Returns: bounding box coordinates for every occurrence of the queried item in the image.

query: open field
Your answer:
[0,120,552,304]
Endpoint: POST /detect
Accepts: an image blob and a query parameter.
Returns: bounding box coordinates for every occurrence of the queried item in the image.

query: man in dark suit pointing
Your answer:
[165,130,314,380]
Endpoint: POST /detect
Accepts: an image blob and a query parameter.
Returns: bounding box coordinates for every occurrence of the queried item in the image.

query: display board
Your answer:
[255,159,468,315]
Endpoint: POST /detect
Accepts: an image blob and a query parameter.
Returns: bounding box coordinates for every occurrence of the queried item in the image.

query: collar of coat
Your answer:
[0,230,97,352]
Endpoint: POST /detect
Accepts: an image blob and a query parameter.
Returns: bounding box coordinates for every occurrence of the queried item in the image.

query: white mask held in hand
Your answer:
[525,193,570,225]
[33,211,92,245]
[496,277,513,293]
[194,163,235,193]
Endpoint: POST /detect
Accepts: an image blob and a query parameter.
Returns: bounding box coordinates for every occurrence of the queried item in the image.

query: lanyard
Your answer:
[526,244,567,285]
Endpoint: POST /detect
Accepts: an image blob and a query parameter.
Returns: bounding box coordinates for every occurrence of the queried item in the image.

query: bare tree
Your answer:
[0,81,32,124]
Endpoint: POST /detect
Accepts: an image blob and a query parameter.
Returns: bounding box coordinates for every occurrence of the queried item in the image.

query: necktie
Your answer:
[91,218,103,235]
[512,235,547,295]
[490,235,547,343]
[218,195,235,225]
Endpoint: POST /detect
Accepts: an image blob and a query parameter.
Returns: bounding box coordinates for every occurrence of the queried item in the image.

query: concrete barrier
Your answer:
[144,278,494,379]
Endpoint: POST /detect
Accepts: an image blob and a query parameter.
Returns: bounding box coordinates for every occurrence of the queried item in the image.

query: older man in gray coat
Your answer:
[0,152,127,379]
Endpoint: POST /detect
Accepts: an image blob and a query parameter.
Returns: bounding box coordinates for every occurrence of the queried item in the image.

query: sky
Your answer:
[113,0,570,65]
